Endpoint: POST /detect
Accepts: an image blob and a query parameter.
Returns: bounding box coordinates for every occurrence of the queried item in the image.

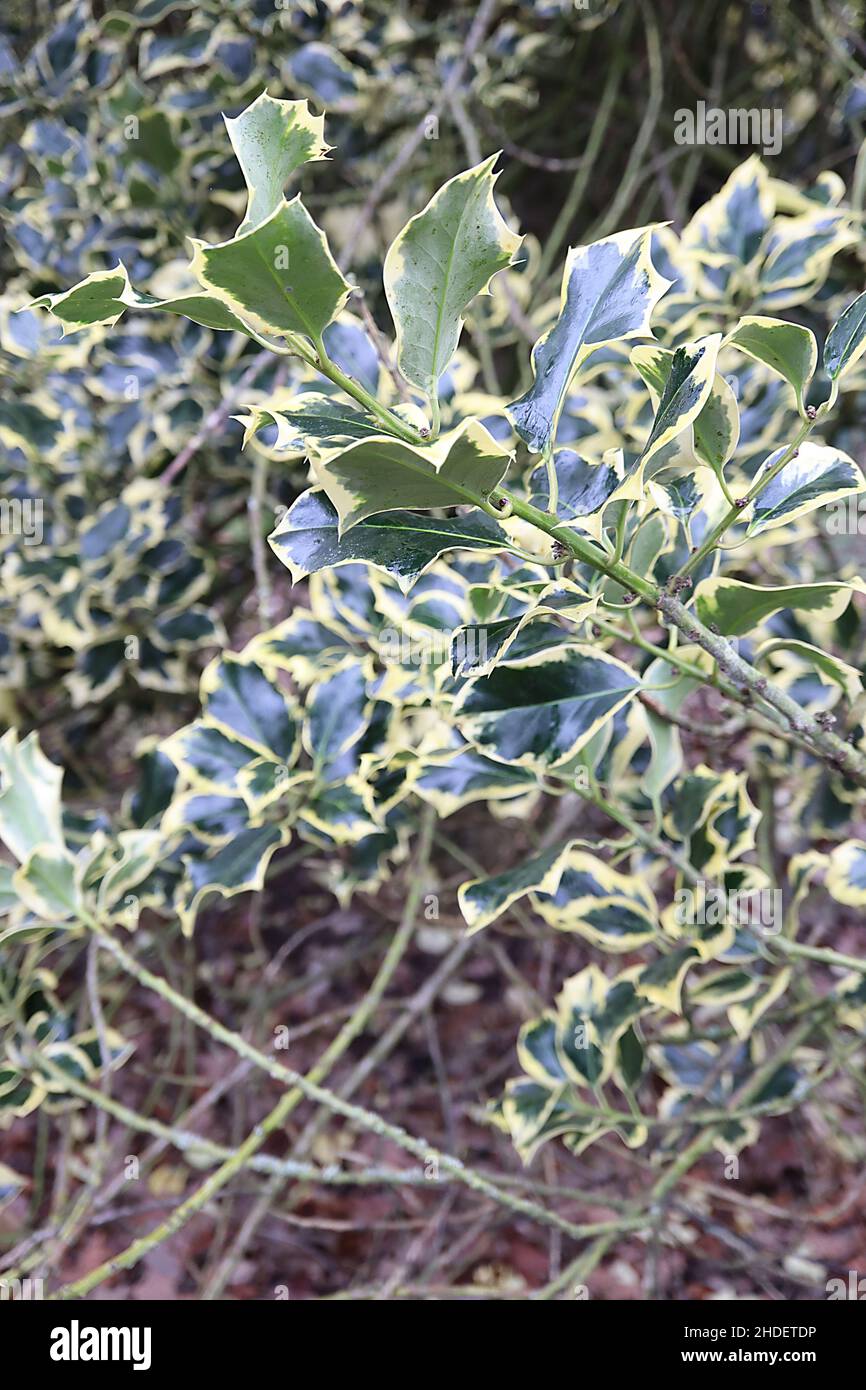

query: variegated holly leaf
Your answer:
[458,837,581,933]
[453,643,640,769]
[517,1015,568,1087]
[243,613,354,686]
[451,585,598,678]
[178,826,289,936]
[162,794,252,845]
[682,156,773,299]
[826,840,866,906]
[224,91,330,232]
[663,767,736,842]
[746,441,864,535]
[555,898,657,953]
[528,449,621,523]
[0,731,65,864]
[632,337,737,478]
[161,722,259,794]
[310,419,511,532]
[236,395,382,455]
[631,335,721,467]
[754,639,863,703]
[31,262,262,339]
[724,316,817,413]
[298,785,382,847]
[12,846,81,921]
[508,225,670,452]
[95,830,164,916]
[636,946,698,1013]
[728,969,792,1041]
[555,965,648,1091]
[532,848,658,955]
[500,1079,583,1164]
[269,489,510,595]
[757,207,855,310]
[190,196,351,342]
[450,615,551,678]
[29,266,130,332]
[411,746,536,816]
[691,371,741,476]
[383,156,520,402]
[694,577,860,636]
[532,847,656,920]
[824,286,866,382]
[200,657,299,764]
[303,660,371,767]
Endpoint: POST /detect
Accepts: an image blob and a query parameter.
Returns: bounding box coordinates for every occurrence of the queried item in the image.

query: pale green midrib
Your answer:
[332,441,501,514]
[427,183,479,390]
[207,215,338,343]
[349,518,502,544]
[279,510,505,551]
[647,350,703,446]
[252,233,322,341]
[527,231,647,431]
[472,681,638,712]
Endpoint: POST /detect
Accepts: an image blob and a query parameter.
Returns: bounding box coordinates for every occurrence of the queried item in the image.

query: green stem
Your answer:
[574,782,700,886]
[543,443,558,515]
[772,937,866,977]
[680,414,816,579]
[506,493,657,599]
[311,336,426,445]
[656,593,866,788]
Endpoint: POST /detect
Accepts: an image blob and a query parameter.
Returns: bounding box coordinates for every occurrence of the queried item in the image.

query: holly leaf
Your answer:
[453,644,640,769]
[384,156,520,401]
[458,838,581,933]
[224,90,329,232]
[190,196,351,342]
[31,263,266,340]
[310,419,511,532]
[269,489,511,595]
[746,441,864,535]
[508,226,670,452]
[725,315,817,413]
[13,846,81,921]
[0,731,65,864]
[694,577,860,636]
[632,335,721,467]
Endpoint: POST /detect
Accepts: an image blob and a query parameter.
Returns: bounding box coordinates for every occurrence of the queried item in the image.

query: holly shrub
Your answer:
[2,4,866,1302]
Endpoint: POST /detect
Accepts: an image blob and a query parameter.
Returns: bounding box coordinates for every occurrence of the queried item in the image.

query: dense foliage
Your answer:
[2,0,866,1301]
